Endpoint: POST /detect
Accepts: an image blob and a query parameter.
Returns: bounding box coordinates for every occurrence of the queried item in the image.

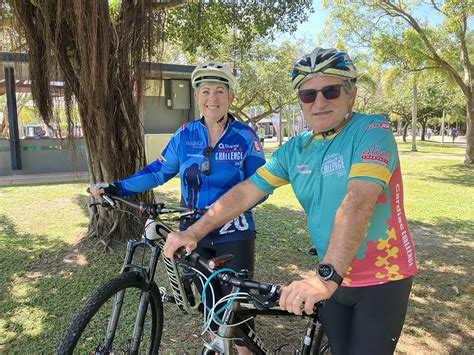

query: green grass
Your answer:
[0,140,473,353]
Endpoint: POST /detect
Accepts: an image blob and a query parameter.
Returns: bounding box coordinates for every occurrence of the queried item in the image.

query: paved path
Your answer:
[399,152,465,160]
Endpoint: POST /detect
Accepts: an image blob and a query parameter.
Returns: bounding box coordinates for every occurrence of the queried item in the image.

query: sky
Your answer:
[272,1,329,47]
[293,1,328,40]
[280,0,473,46]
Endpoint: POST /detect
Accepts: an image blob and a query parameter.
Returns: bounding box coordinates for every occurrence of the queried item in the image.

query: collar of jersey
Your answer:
[311,124,345,141]
[303,113,354,149]
[199,112,236,127]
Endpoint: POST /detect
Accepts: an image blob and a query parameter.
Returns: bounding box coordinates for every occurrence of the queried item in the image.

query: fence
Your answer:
[0,138,88,176]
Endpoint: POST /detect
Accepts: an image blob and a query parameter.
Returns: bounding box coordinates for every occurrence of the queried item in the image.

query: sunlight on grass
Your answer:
[400,157,473,229]
[11,307,47,336]
[11,277,36,300]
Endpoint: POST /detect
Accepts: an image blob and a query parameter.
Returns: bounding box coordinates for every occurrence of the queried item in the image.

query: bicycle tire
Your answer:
[310,324,331,355]
[58,271,163,355]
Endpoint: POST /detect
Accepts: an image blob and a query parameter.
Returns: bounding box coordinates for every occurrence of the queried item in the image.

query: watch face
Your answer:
[319,264,333,279]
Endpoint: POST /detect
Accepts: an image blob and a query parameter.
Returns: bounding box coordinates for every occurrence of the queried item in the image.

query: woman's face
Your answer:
[194,83,234,122]
[299,75,356,133]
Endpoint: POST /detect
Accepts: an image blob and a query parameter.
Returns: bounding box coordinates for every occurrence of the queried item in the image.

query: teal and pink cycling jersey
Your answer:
[250,113,417,287]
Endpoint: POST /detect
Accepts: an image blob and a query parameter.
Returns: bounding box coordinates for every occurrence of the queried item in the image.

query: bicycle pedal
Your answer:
[159,286,176,303]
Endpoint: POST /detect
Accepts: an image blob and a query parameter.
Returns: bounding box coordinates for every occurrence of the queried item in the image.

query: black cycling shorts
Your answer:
[319,276,413,355]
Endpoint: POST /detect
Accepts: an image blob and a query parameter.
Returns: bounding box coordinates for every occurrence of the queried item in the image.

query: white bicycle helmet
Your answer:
[291,47,357,89]
[191,61,237,91]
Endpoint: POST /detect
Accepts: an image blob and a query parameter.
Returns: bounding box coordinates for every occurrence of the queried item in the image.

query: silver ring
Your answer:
[296,295,305,302]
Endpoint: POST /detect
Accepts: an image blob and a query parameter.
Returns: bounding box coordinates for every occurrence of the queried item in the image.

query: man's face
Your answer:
[194,83,234,122]
[299,76,356,133]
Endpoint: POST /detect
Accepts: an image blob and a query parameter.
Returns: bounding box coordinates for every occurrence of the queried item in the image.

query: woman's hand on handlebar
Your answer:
[279,276,337,315]
[89,186,105,200]
[163,230,199,259]
[89,182,120,200]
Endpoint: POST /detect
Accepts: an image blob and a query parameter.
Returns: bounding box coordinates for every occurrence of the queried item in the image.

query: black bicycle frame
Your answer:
[95,195,326,354]
[205,296,320,354]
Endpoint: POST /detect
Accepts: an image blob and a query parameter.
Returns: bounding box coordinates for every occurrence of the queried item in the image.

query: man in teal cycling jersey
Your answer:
[164,47,417,355]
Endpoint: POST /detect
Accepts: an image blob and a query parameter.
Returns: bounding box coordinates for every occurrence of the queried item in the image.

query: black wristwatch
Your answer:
[317,263,343,286]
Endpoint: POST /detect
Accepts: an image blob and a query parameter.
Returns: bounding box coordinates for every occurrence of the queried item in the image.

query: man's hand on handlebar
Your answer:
[279,276,337,315]
[163,230,199,259]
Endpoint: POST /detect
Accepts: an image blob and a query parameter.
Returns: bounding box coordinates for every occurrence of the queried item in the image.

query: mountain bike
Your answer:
[57,194,330,354]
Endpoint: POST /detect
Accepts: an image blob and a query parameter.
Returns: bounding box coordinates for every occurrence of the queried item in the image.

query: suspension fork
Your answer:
[102,238,160,352]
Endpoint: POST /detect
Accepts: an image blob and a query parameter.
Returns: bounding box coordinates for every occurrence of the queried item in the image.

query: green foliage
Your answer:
[231,39,304,123]
[164,1,313,57]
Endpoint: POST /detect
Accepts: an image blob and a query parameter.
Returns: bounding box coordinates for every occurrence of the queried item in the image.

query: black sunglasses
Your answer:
[201,146,212,175]
[298,85,343,103]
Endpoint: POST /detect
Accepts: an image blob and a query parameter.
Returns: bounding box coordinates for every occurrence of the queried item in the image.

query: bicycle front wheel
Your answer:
[58,271,163,355]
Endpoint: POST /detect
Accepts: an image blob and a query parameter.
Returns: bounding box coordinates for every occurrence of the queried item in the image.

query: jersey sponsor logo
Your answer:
[394,183,415,267]
[215,150,244,162]
[296,164,312,174]
[185,140,205,148]
[216,144,243,162]
[321,153,346,177]
[218,143,241,150]
[361,145,390,166]
[368,122,391,131]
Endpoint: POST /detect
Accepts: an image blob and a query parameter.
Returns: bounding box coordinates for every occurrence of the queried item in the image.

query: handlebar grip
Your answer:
[208,254,234,270]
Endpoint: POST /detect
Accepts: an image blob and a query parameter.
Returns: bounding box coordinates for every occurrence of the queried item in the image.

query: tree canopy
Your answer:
[2,0,314,245]
[323,0,474,163]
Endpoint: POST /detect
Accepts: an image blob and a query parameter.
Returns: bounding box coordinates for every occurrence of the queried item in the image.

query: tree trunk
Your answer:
[402,121,409,143]
[411,83,417,152]
[465,98,474,164]
[420,120,426,141]
[12,0,156,247]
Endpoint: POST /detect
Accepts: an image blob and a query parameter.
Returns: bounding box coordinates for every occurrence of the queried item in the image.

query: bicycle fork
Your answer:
[102,238,160,353]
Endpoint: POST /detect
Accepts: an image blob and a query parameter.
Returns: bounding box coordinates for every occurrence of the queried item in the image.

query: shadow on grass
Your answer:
[416,163,474,188]
[406,217,473,354]
[0,214,73,352]
[0,214,125,353]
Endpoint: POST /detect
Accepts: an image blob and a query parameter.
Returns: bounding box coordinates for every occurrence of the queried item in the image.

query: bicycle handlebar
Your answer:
[88,189,204,219]
[92,192,321,313]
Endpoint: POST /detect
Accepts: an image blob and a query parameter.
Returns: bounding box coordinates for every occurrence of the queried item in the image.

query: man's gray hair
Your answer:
[342,80,355,95]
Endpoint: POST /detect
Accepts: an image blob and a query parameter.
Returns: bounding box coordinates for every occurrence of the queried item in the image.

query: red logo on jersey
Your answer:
[368,122,391,131]
[361,145,389,165]
[253,139,261,152]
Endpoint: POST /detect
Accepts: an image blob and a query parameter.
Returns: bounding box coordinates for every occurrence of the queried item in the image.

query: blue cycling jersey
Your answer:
[114,115,266,244]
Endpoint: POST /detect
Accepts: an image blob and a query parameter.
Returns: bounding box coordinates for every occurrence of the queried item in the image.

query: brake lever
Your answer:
[100,195,116,208]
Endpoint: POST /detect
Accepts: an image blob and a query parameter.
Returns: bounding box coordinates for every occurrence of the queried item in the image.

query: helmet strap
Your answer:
[304,112,353,148]
[320,112,352,137]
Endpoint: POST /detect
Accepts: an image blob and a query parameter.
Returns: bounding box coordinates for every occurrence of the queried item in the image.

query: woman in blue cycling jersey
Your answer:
[91,61,265,354]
